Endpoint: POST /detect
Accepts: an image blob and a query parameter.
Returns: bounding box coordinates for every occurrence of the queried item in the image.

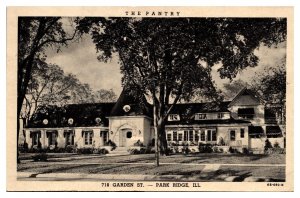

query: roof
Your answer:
[26,88,263,129]
[166,117,251,126]
[27,103,115,128]
[228,87,262,107]
[109,88,153,117]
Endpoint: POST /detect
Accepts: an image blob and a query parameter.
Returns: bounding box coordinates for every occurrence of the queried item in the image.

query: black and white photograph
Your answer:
[6,6,294,191]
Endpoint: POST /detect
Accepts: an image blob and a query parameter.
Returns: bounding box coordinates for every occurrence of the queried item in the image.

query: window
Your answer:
[238,108,254,119]
[65,132,74,145]
[230,130,236,141]
[184,131,188,141]
[173,131,177,141]
[168,114,180,121]
[207,129,217,141]
[48,132,57,146]
[207,130,212,141]
[240,129,245,138]
[167,133,172,141]
[189,130,194,141]
[84,131,93,145]
[101,131,108,143]
[126,131,132,138]
[212,130,217,141]
[218,113,224,119]
[200,131,205,141]
[178,133,183,141]
[196,113,207,120]
[195,130,199,142]
[32,132,40,146]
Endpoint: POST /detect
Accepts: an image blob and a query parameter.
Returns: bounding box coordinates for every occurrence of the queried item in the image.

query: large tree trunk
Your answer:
[153,99,170,166]
[158,120,168,156]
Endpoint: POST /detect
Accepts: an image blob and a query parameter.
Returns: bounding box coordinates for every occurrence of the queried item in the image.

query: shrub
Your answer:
[77,148,93,154]
[242,147,249,154]
[133,140,144,147]
[128,148,140,155]
[218,137,225,146]
[32,153,48,162]
[264,139,273,151]
[65,145,76,153]
[98,148,109,155]
[105,140,117,150]
[229,147,237,153]
[19,142,29,153]
[212,146,219,153]
[273,141,281,148]
[139,148,147,154]
[198,143,213,153]
[182,147,190,154]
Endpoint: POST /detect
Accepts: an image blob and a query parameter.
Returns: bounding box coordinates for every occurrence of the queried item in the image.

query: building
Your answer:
[23,88,285,152]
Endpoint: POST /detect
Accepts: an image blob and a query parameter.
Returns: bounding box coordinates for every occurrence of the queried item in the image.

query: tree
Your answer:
[17,17,78,162]
[252,63,286,104]
[222,79,249,100]
[77,17,286,166]
[22,61,81,124]
[93,89,117,103]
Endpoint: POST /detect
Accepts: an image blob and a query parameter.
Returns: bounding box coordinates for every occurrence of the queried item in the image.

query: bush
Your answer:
[182,147,190,154]
[32,153,48,162]
[229,147,236,153]
[242,147,249,154]
[105,140,117,150]
[77,148,94,154]
[98,148,109,155]
[265,147,285,154]
[264,139,273,151]
[218,137,225,146]
[198,143,213,153]
[133,140,144,147]
[65,145,76,153]
[19,142,29,153]
[273,141,281,148]
[128,148,140,155]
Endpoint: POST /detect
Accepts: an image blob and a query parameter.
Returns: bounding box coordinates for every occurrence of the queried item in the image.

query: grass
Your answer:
[43,153,285,164]
[17,153,286,181]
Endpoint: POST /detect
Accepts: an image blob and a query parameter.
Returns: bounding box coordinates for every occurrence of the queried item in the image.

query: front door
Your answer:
[120,129,133,147]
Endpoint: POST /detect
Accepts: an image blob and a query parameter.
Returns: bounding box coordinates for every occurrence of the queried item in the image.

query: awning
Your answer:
[238,108,254,114]
[266,126,282,136]
[248,126,264,135]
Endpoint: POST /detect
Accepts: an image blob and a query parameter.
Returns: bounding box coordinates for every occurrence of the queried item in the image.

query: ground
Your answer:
[17,153,285,182]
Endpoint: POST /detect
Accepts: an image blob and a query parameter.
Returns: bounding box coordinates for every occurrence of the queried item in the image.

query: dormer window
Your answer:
[195,113,207,120]
[238,108,254,119]
[168,114,180,121]
[218,113,224,119]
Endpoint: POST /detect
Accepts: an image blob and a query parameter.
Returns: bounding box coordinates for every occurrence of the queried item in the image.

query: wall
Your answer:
[108,116,149,147]
[228,91,265,125]
[25,127,108,149]
[216,126,249,148]
[229,104,265,125]
[250,137,285,150]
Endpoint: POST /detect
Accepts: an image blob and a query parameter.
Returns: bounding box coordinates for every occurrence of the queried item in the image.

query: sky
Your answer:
[45,19,286,97]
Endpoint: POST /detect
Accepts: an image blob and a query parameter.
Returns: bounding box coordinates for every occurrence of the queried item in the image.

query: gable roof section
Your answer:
[228,87,262,107]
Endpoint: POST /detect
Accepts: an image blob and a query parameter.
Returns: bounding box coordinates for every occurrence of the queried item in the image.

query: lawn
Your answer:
[17,153,286,181]
[21,153,284,164]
